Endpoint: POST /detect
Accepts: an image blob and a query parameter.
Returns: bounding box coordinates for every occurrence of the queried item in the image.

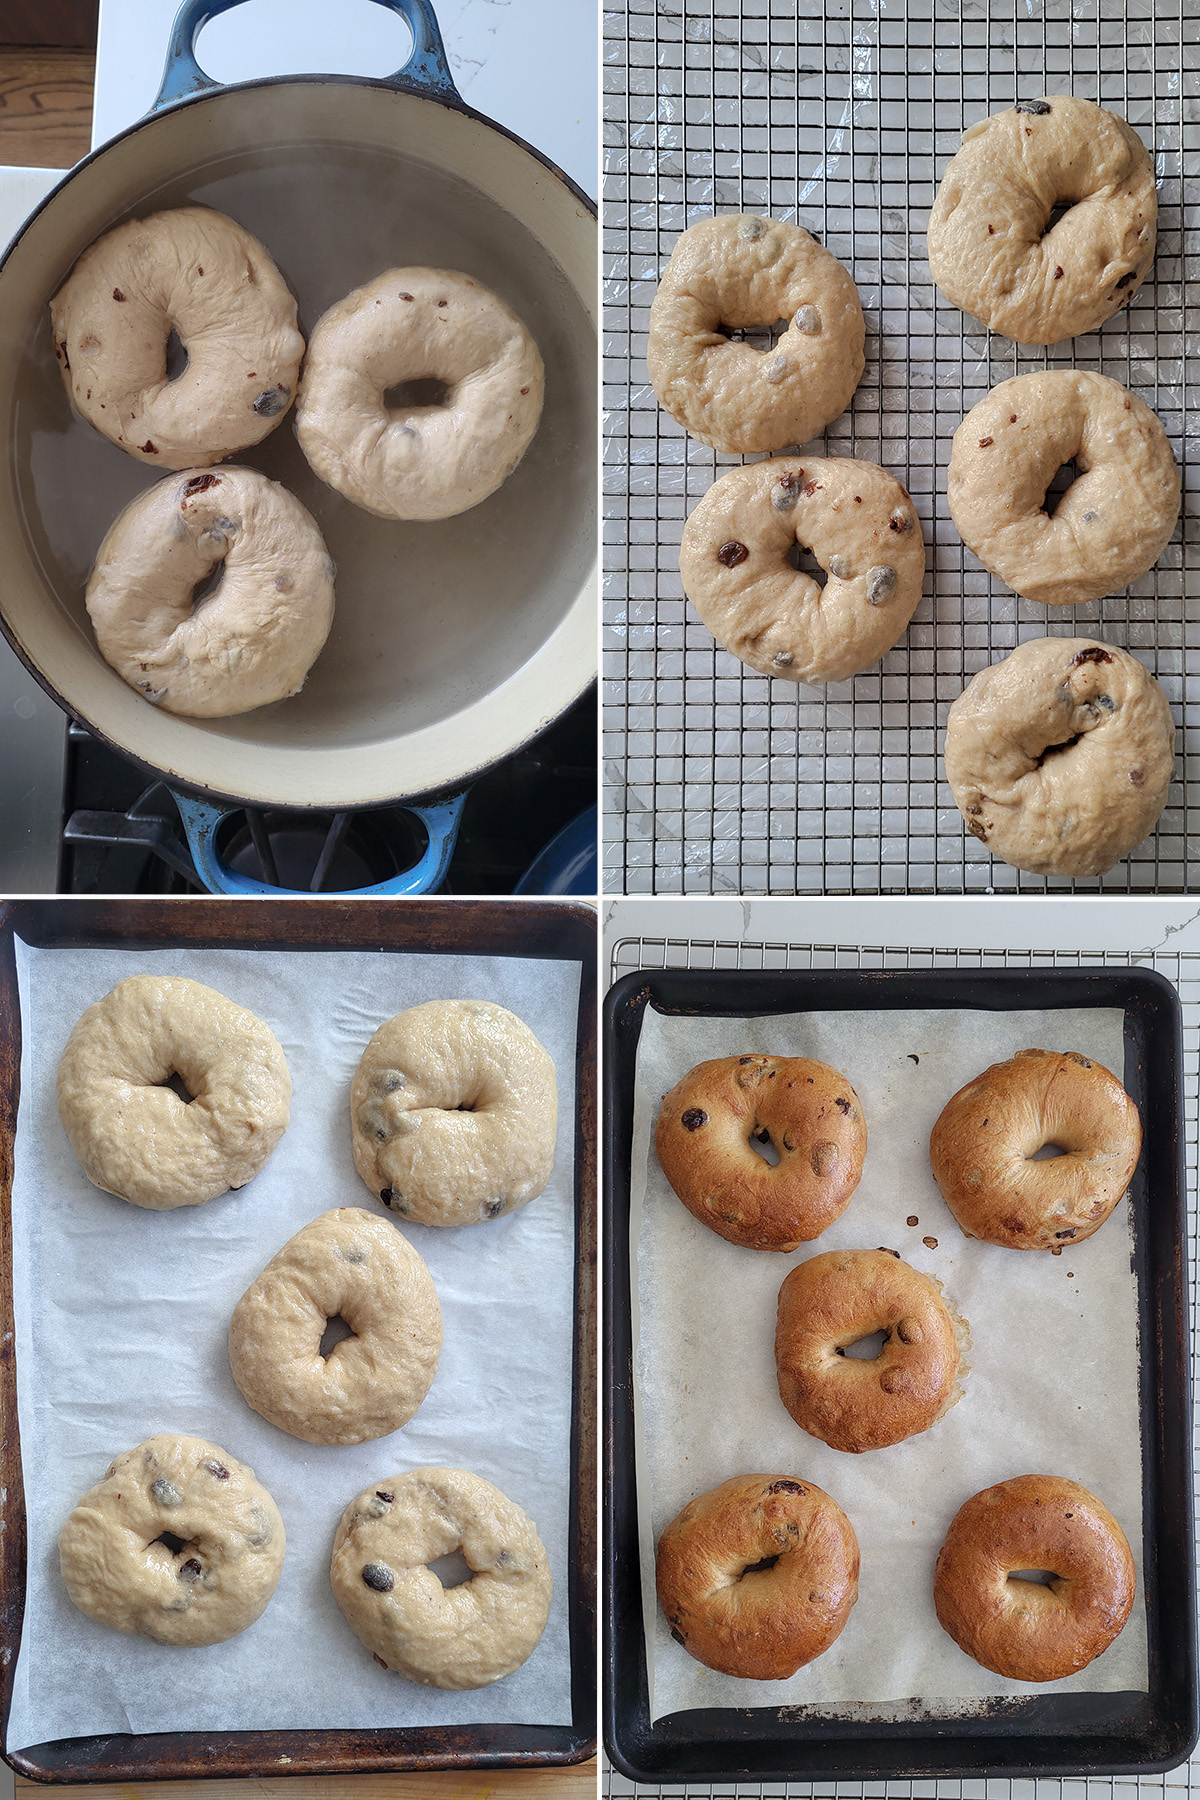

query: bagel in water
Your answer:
[51,205,303,467]
[647,214,865,453]
[296,268,543,519]
[929,1047,1141,1251]
[928,96,1156,345]
[656,1473,860,1679]
[85,465,335,718]
[934,1474,1136,1681]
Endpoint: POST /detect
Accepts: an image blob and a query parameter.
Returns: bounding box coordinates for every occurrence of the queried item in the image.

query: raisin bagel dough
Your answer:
[295,268,543,519]
[51,205,304,468]
[58,1434,285,1646]
[947,372,1179,607]
[351,999,558,1227]
[944,637,1175,878]
[775,1248,965,1453]
[228,1208,443,1445]
[929,1048,1142,1251]
[934,1474,1136,1681]
[656,1473,860,1679]
[85,466,335,717]
[56,974,291,1209]
[647,215,866,453]
[655,1054,866,1252]
[330,1468,552,1688]
[927,96,1156,345]
[679,456,925,683]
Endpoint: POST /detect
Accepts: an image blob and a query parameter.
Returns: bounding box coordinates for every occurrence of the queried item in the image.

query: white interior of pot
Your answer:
[0,79,596,808]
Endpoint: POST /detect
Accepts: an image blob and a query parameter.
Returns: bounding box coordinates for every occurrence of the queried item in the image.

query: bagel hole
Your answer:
[164,326,189,382]
[1037,733,1083,766]
[386,376,450,411]
[153,1531,188,1556]
[428,1549,474,1588]
[1042,460,1080,517]
[837,1328,890,1361]
[720,317,788,352]
[1008,1568,1058,1585]
[748,1127,781,1166]
[1029,1142,1068,1161]
[1042,199,1076,236]
[190,561,226,612]
[786,542,827,587]
[159,1071,194,1104]
[740,1554,781,1577]
[319,1314,356,1358]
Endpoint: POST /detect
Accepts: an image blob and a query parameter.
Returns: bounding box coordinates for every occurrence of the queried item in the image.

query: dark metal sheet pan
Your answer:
[0,897,596,1783]
[604,965,1196,1782]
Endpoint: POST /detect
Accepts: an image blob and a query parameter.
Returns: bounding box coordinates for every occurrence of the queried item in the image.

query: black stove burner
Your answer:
[60,689,596,895]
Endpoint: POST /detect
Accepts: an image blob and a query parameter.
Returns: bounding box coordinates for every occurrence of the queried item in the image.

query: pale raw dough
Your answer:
[56,974,292,1209]
[947,371,1179,607]
[58,1433,284,1647]
[679,456,925,683]
[295,268,543,519]
[330,1467,552,1689]
[944,637,1175,877]
[350,1000,557,1227]
[85,465,335,717]
[51,205,304,468]
[647,215,865,454]
[927,96,1156,345]
[228,1208,442,1445]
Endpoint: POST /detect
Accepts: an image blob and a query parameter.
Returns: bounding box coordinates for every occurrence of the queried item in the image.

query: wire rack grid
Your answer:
[602,0,1199,895]
[604,929,1200,1797]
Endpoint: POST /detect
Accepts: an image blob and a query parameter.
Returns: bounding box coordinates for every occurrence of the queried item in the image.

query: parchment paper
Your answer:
[629,1003,1148,1722]
[6,936,582,1751]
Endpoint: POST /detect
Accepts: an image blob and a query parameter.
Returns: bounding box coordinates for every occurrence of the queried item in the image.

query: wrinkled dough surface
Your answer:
[656,1473,860,1679]
[86,466,335,717]
[934,1475,1136,1681]
[944,636,1175,877]
[56,974,291,1208]
[655,1054,866,1251]
[228,1208,443,1445]
[330,1467,552,1688]
[775,1248,964,1452]
[927,96,1156,345]
[947,372,1179,606]
[51,205,304,468]
[58,1433,285,1647]
[679,456,925,682]
[351,999,557,1227]
[929,1047,1141,1250]
[296,268,543,519]
[647,214,866,453]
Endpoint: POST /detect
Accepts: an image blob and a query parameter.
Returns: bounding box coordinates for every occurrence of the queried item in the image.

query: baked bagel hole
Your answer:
[1008,1568,1058,1585]
[164,326,189,383]
[1029,1141,1068,1161]
[428,1549,474,1588]
[749,1125,781,1166]
[319,1314,356,1358]
[786,542,828,587]
[740,1553,781,1577]
[837,1328,889,1361]
[385,376,451,412]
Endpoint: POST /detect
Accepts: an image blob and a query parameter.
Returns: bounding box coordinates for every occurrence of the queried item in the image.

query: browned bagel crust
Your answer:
[775,1248,963,1453]
[655,1055,867,1251]
[656,1473,860,1680]
[934,1474,1136,1681]
[929,1048,1141,1251]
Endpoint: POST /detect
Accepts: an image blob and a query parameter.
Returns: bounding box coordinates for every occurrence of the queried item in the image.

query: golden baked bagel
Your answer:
[655,1054,866,1251]
[930,1048,1141,1250]
[934,1474,1136,1681]
[656,1473,860,1679]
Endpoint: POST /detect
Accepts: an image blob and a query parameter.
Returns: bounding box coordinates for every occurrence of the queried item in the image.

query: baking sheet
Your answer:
[629,1003,1148,1722]
[5,936,581,1751]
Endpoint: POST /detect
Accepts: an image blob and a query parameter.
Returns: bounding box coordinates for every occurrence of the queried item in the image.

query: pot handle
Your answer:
[154,0,459,113]
[171,788,467,896]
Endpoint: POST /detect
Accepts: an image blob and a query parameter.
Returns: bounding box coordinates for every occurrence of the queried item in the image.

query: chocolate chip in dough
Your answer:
[362,1562,395,1592]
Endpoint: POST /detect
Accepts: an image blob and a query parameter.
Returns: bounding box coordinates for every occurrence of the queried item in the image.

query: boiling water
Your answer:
[14,135,594,751]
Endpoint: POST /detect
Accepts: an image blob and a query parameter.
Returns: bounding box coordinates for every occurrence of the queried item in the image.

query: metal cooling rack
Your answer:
[602,0,1199,895]
[603,930,1200,1797]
